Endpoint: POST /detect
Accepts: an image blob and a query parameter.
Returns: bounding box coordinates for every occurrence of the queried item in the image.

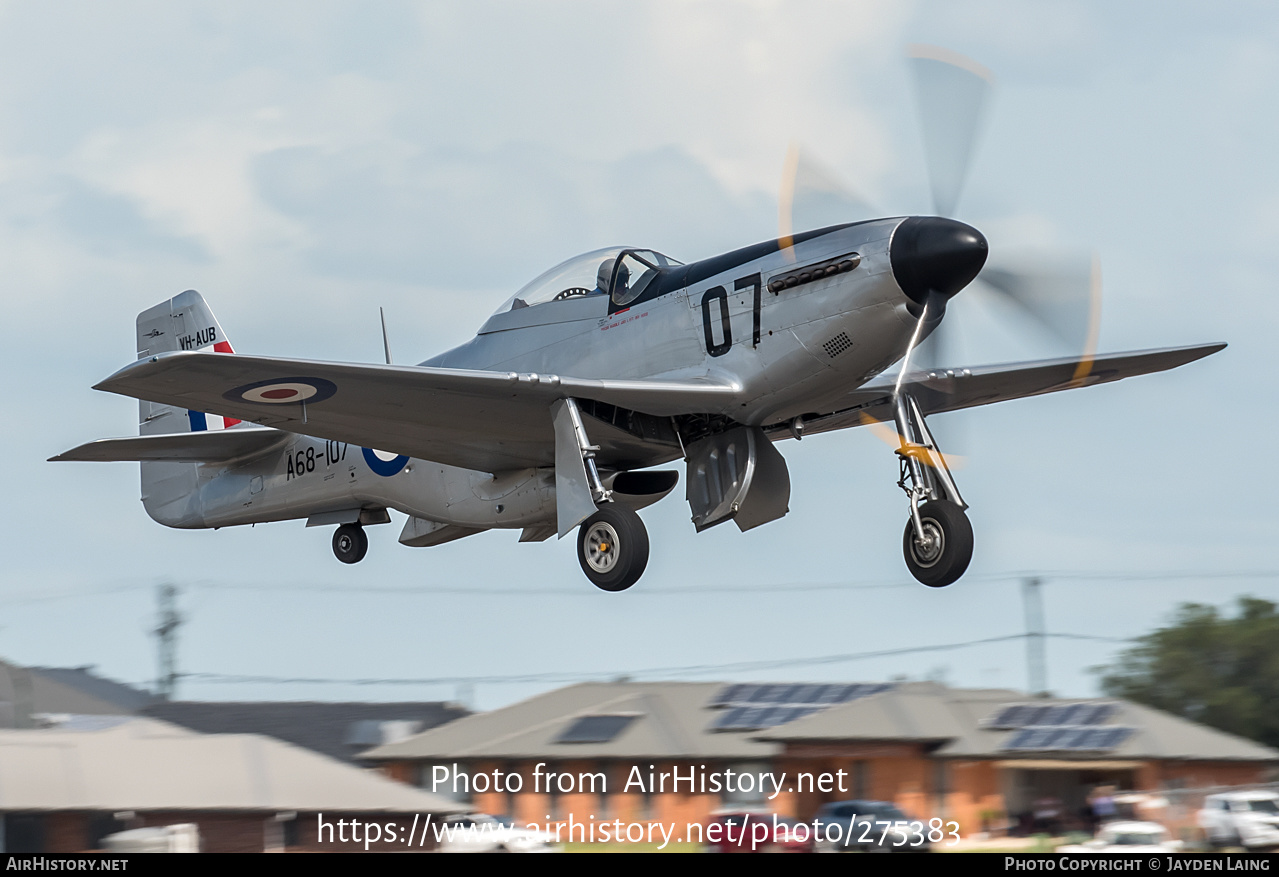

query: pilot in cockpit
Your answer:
[592,258,629,298]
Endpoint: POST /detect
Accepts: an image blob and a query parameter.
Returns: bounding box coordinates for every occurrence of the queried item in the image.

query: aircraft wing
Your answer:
[50,426,287,463]
[91,352,740,471]
[796,343,1226,437]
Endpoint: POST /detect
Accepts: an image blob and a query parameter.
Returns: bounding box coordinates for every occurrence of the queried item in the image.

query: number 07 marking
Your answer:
[700,286,731,357]
[701,272,762,356]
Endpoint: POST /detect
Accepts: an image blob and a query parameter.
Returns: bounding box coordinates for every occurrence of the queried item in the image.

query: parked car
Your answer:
[1058,821,1183,853]
[812,800,930,853]
[434,813,559,853]
[103,824,200,853]
[1197,791,1279,850]
[705,811,813,853]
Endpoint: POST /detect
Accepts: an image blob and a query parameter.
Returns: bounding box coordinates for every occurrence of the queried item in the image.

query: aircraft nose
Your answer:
[890,216,988,306]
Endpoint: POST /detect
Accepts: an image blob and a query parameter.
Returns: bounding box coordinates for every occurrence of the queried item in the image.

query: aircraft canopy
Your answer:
[494,247,682,315]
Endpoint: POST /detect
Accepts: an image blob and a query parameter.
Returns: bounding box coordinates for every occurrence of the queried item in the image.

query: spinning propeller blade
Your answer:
[978,251,1103,365]
[858,411,966,470]
[778,45,1104,391]
[778,143,877,254]
[903,47,1099,375]
[906,44,994,218]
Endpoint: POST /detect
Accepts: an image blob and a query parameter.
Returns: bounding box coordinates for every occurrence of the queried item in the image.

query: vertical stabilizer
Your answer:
[136,290,236,526]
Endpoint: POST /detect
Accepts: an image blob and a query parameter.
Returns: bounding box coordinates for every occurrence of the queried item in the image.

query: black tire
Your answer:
[577,504,649,592]
[902,499,973,588]
[333,523,368,564]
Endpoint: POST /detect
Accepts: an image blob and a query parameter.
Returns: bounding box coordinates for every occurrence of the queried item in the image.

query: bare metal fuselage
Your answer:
[155,219,917,539]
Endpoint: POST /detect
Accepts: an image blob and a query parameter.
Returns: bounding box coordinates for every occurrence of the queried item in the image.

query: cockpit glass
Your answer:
[610,250,672,307]
[493,247,682,315]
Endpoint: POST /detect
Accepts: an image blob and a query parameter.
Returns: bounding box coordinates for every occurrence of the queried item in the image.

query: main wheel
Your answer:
[333,523,368,564]
[577,504,649,592]
[902,499,973,588]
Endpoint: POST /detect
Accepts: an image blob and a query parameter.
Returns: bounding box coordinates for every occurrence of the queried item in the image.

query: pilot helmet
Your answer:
[597,258,629,292]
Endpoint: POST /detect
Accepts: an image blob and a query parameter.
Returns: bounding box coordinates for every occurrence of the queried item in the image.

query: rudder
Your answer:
[136,290,237,526]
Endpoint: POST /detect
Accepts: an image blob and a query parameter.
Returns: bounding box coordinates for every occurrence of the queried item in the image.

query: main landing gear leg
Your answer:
[561,398,650,592]
[893,394,972,588]
[332,523,368,564]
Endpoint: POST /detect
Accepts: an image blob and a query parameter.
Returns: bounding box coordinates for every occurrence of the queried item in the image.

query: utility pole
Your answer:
[154,583,182,701]
[1022,576,1047,697]
[454,682,474,711]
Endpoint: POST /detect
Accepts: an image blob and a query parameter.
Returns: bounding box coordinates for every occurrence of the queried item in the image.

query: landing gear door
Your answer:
[685,426,790,532]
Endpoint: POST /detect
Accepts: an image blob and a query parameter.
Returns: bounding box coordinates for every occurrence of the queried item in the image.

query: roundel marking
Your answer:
[362,446,409,477]
[224,377,337,406]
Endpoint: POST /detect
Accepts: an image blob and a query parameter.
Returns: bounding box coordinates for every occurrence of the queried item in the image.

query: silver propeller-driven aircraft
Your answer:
[53,50,1224,593]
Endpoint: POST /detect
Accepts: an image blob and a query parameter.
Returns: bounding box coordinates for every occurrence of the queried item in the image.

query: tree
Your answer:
[1097,597,1279,749]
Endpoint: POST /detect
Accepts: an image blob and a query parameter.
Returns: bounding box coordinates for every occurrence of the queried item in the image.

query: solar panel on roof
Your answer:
[748,685,782,704]
[709,682,893,709]
[1065,704,1098,726]
[1040,705,1074,725]
[1053,727,1092,749]
[1076,703,1116,726]
[556,714,637,744]
[1084,726,1132,750]
[986,701,1118,729]
[1007,705,1038,725]
[1044,726,1082,749]
[777,684,807,704]
[1000,724,1134,753]
[710,707,746,730]
[709,684,750,707]
[710,704,824,732]
[781,706,820,725]
[985,705,1025,728]
[793,684,827,704]
[1004,728,1044,751]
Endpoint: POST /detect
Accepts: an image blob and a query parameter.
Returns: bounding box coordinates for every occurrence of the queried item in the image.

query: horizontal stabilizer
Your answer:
[50,426,286,463]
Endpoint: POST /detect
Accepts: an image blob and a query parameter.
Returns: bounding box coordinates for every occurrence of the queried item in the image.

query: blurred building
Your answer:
[142,701,469,764]
[0,658,469,765]
[0,661,155,725]
[0,715,462,852]
[362,680,1279,836]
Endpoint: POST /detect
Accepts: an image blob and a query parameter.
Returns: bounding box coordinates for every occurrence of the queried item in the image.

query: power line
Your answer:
[177,631,1129,688]
[2,569,1277,606]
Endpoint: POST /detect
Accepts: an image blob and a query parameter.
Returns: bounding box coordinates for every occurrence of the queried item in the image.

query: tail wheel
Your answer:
[333,523,368,564]
[577,505,649,592]
[902,499,973,587]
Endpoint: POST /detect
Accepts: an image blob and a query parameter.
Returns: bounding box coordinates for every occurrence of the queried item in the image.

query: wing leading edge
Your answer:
[86,344,1222,469]
[791,343,1226,438]
[91,352,740,472]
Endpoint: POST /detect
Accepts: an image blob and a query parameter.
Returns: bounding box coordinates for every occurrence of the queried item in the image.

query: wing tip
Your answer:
[1180,341,1227,363]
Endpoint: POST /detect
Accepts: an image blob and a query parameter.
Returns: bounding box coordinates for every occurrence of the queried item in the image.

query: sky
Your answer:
[1,1,1276,711]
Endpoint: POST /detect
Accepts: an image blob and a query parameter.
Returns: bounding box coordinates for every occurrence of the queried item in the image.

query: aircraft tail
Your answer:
[135,290,238,525]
